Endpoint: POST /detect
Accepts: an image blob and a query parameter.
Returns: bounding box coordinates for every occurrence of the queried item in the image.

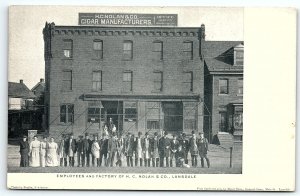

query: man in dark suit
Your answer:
[66,133,77,167]
[124,133,134,167]
[179,132,189,164]
[82,133,92,167]
[150,132,160,167]
[189,131,199,167]
[198,132,210,168]
[159,131,171,167]
[170,134,179,167]
[107,132,118,167]
[142,132,151,167]
[99,133,109,167]
[76,135,83,167]
[59,134,68,167]
[19,135,29,167]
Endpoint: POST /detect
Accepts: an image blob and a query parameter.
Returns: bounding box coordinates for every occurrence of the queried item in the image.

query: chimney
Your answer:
[19,79,23,84]
[201,24,206,40]
[40,78,45,83]
[199,24,206,60]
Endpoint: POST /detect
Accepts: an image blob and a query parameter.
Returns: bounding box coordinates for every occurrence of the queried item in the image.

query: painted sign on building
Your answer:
[79,13,178,26]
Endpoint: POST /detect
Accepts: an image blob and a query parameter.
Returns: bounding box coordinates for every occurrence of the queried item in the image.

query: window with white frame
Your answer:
[60,104,74,123]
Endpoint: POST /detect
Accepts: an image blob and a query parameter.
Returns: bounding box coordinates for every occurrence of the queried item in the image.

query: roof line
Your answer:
[54,25,202,29]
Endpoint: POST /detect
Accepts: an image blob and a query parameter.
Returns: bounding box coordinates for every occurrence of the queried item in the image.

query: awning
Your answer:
[82,93,201,102]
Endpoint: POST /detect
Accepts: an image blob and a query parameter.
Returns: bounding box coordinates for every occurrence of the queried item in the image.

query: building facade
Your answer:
[203,42,244,143]
[8,80,42,137]
[43,22,206,138]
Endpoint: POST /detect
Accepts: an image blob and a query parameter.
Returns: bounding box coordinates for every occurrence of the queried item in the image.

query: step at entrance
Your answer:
[217,132,234,148]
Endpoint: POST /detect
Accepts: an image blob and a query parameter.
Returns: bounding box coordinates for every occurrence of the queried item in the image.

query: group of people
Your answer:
[19,129,210,168]
[19,135,59,167]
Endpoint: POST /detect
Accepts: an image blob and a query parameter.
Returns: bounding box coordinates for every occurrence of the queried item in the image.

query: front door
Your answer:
[162,102,183,133]
[102,101,123,134]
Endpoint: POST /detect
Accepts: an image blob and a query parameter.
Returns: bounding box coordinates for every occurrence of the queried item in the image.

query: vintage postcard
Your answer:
[7,6,295,191]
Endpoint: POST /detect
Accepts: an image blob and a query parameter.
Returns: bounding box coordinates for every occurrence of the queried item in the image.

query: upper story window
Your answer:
[63,40,73,58]
[183,41,193,60]
[92,71,102,91]
[93,40,103,59]
[238,78,243,95]
[8,98,23,110]
[123,41,133,60]
[153,41,163,60]
[234,43,244,66]
[219,79,228,94]
[62,70,72,91]
[153,71,163,91]
[183,71,193,92]
[123,71,133,92]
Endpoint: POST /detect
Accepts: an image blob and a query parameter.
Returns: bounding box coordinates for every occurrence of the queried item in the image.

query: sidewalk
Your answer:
[8,142,242,172]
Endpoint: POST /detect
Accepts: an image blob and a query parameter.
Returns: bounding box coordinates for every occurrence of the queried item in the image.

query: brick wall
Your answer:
[44,25,205,138]
[210,74,243,136]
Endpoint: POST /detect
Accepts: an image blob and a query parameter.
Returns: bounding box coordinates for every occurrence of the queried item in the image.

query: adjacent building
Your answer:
[8,80,36,137]
[203,41,244,143]
[31,78,45,98]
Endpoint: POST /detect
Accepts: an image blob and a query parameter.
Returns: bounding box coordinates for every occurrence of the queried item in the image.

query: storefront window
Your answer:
[234,113,243,129]
[124,102,137,122]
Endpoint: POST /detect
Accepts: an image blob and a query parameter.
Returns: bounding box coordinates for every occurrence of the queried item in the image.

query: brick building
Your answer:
[43,22,207,138]
[203,42,244,143]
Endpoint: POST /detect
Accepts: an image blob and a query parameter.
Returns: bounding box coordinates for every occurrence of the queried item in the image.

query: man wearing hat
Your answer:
[66,133,77,167]
[189,131,198,167]
[82,133,92,167]
[76,135,84,167]
[198,132,210,168]
[107,132,118,167]
[170,134,179,167]
[142,132,151,167]
[179,132,189,164]
[124,132,134,167]
[19,135,29,167]
[158,131,171,167]
[99,132,109,167]
[150,132,160,167]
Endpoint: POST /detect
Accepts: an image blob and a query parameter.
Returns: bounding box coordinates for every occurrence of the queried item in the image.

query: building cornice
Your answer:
[209,69,243,75]
[53,28,201,37]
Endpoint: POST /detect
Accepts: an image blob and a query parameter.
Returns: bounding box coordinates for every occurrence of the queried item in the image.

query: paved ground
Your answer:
[7,141,242,174]
[8,165,242,174]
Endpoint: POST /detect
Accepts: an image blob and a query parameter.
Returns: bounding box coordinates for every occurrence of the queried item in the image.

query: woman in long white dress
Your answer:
[46,137,59,167]
[29,136,40,167]
[40,136,47,167]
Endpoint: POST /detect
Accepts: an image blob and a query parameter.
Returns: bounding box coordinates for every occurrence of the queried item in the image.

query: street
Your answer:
[8,142,242,174]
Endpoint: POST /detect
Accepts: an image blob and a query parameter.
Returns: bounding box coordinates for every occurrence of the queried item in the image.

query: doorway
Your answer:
[102,101,123,134]
[162,102,183,133]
